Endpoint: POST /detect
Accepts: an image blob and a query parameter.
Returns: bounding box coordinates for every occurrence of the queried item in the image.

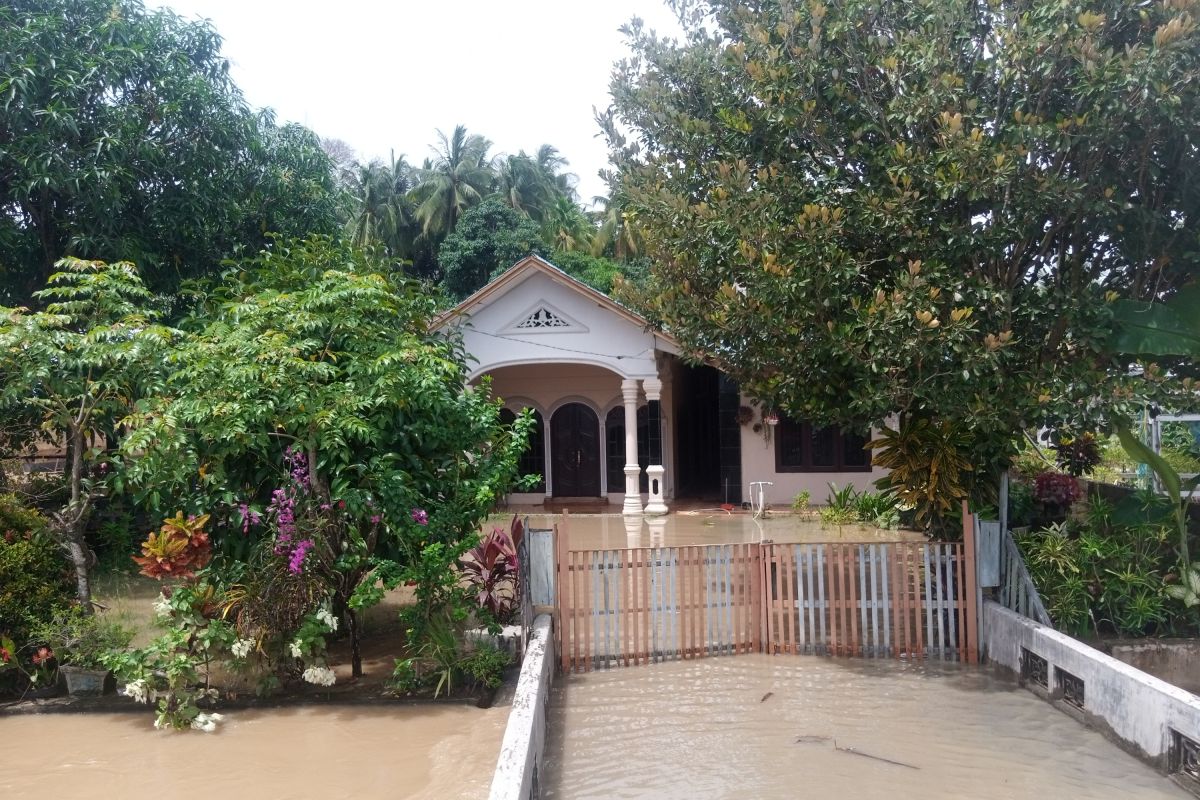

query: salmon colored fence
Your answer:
[554,512,979,672]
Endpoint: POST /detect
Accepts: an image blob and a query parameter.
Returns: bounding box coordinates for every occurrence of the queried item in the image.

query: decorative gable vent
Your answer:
[501,301,588,335]
[516,306,571,329]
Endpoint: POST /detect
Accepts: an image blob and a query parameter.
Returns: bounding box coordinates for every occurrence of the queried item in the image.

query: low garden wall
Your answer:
[983,600,1200,779]
[489,614,554,800]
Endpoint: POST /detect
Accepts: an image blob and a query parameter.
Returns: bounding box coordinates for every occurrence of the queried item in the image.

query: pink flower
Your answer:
[31,646,54,666]
[370,515,381,525]
[411,508,428,526]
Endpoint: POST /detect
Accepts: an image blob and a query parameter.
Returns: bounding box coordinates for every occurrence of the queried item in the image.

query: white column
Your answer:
[621,378,644,515]
[643,377,668,515]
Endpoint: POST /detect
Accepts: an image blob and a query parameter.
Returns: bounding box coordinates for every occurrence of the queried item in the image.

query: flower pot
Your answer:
[59,665,110,697]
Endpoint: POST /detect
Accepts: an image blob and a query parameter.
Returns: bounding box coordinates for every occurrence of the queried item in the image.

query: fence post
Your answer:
[962,500,980,664]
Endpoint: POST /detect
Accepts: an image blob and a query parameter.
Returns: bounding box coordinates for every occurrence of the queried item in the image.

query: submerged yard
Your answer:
[543,654,1189,799]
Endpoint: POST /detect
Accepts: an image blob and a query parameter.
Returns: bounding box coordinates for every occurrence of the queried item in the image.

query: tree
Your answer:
[345,155,419,261]
[0,0,340,303]
[496,152,557,221]
[542,196,596,253]
[606,0,1200,495]
[0,258,173,608]
[121,236,531,675]
[410,126,496,241]
[438,198,544,299]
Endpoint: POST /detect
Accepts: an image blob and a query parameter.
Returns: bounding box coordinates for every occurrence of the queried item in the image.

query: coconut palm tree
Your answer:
[345,154,418,259]
[590,175,644,260]
[542,196,595,253]
[496,152,556,221]
[410,125,496,241]
[535,144,578,200]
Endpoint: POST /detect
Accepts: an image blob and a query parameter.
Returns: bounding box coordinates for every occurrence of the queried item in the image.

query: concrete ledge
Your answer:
[489,614,554,800]
[984,600,1200,769]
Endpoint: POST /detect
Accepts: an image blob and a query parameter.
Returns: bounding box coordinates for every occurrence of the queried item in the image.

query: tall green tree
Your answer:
[121,236,531,675]
[0,258,173,607]
[411,126,496,241]
[438,197,543,299]
[346,155,418,260]
[606,0,1200,489]
[0,0,339,303]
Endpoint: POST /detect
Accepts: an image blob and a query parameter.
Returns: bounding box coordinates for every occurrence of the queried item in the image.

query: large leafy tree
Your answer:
[122,236,530,675]
[439,197,544,299]
[0,0,339,303]
[606,0,1200,485]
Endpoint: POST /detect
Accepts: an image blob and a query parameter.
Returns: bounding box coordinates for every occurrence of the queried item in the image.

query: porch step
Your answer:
[544,497,610,512]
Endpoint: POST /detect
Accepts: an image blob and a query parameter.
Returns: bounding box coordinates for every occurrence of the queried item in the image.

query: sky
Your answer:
[146,0,685,204]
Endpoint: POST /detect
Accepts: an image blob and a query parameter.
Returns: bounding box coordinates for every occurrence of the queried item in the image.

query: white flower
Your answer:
[288,640,303,659]
[123,679,150,704]
[231,639,254,659]
[316,607,338,633]
[153,595,172,619]
[302,666,336,687]
[190,712,225,732]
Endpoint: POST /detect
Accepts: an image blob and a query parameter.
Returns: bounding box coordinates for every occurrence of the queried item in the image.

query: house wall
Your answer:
[738,396,887,507]
[482,363,675,503]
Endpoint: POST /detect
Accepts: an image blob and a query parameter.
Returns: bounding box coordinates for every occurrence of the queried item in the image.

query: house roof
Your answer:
[432,254,681,355]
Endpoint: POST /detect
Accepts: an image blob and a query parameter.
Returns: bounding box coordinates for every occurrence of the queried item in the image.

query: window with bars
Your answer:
[774,418,872,472]
[1171,729,1200,789]
[1021,648,1048,689]
[1057,668,1085,709]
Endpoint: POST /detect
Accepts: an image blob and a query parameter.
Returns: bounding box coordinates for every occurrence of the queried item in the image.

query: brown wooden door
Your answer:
[551,403,601,496]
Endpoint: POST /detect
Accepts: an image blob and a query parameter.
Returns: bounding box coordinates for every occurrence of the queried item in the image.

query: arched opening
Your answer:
[550,403,602,497]
[499,407,546,493]
[605,406,650,493]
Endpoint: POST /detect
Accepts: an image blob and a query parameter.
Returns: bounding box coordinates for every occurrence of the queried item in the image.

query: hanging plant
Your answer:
[737,406,754,426]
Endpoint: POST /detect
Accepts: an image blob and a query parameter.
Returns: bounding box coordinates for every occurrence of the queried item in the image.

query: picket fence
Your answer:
[554,511,979,672]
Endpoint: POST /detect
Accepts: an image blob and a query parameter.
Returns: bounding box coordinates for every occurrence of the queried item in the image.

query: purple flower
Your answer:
[370,515,381,525]
[288,539,314,574]
[411,508,428,526]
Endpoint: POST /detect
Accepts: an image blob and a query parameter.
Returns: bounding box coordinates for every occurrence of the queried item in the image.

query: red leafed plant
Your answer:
[1033,472,1082,509]
[133,512,213,580]
[459,521,521,623]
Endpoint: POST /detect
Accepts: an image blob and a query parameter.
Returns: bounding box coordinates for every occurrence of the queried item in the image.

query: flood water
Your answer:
[511,512,923,551]
[544,655,1188,799]
[1,703,507,799]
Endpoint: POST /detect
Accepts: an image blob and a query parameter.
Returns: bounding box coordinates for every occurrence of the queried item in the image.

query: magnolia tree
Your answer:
[0,258,173,607]
[122,236,532,677]
[605,0,1200,515]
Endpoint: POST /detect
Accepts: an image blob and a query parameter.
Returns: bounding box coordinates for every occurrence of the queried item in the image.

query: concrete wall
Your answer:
[1107,640,1200,697]
[983,601,1200,767]
[489,614,555,800]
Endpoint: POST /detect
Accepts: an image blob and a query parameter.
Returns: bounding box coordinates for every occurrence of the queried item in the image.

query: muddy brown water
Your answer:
[508,512,923,551]
[544,654,1189,799]
[1,703,507,799]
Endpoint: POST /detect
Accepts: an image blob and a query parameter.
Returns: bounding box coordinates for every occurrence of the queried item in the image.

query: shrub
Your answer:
[0,495,75,646]
[790,491,810,514]
[1033,472,1082,509]
[30,608,133,670]
[459,523,520,624]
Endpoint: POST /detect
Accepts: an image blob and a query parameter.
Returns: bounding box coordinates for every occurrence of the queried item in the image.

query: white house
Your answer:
[434,255,887,513]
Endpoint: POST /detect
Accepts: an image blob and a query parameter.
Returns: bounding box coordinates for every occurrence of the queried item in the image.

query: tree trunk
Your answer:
[348,607,362,678]
[58,423,94,611]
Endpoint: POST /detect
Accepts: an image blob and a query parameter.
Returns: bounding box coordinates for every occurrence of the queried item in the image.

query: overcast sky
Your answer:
[147,0,684,204]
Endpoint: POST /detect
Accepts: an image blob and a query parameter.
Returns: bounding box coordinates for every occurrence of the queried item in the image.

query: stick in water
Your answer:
[832,739,920,770]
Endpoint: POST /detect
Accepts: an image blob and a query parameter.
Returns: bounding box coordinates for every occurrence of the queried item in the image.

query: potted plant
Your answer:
[32,609,133,696]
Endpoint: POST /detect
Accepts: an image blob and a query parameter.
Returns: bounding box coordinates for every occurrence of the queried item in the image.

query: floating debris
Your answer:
[794,735,831,744]
[833,739,920,770]
[760,692,774,703]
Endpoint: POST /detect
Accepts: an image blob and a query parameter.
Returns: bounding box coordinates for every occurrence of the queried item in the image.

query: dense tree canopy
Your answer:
[439,198,544,299]
[0,0,339,303]
[606,0,1200,473]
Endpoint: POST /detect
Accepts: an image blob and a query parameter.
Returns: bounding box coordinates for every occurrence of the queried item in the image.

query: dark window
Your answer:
[775,418,872,473]
[605,406,650,493]
[500,407,545,492]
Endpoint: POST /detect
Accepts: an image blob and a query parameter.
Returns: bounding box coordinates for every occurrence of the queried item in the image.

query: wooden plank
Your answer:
[946,546,958,659]
[640,547,650,664]
[923,545,935,659]
[815,545,828,654]
[858,544,868,658]
[679,547,691,659]
[825,544,838,656]
[751,543,763,653]
[955,541,967,663]
[848,544,861,657]
[804,545,817,655]
[962,503,980,664]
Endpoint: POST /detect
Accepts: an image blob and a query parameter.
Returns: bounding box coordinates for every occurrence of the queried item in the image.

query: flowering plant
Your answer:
[1033,472,1083,509]
[133,512,212,580]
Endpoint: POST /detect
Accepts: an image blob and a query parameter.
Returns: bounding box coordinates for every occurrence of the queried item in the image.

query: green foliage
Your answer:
[459,643,511,691]
[0,495,74,646]
[29,607,132,670]
[0,257,175,606]
[605,0,1200,485]
[853,491,900,530]
[0,0,340,302]
[870,417,972,536]
[439,197,544,299]
[790,490,811,514]
[123,236,532,676]
[818,483,857,527]
[1016,506,1180,637]
[545,250,629,295]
